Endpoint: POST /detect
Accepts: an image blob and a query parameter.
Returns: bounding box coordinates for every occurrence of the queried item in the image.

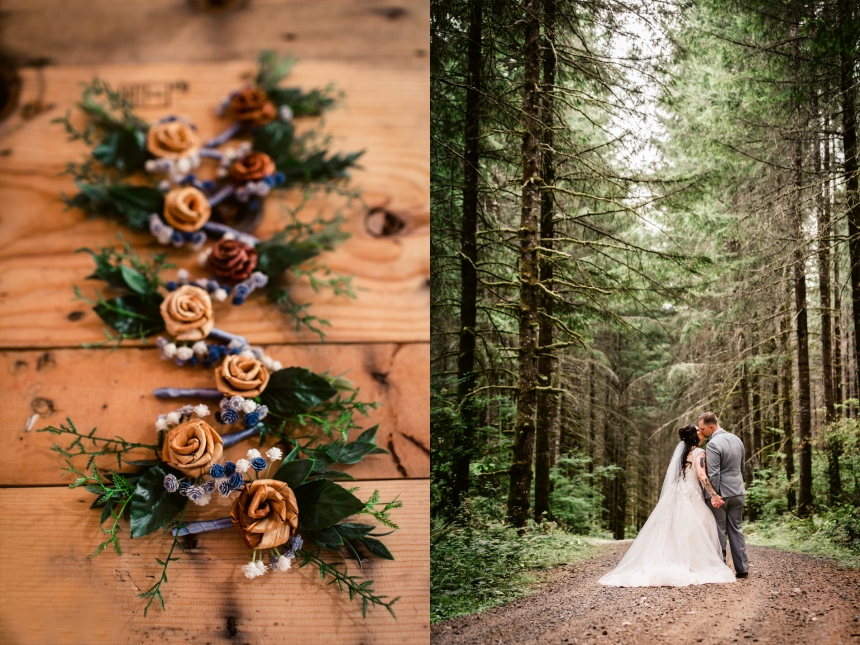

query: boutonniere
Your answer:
[56,52,362,336]
[39,328,401,617]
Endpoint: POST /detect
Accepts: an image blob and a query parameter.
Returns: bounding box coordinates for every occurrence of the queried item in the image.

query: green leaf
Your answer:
[292,478,364,531]
[93,128,148,173]
[123,459,160,467]
[356,425,379,444]
[336,441,381,465]
[359,536,394,560]
[100,498,117,525]
[94,294,165,338]
[272,458,315,488]
[317,469,355,481]
[253,121,296,169]
[332,522,375,540]
[267,87,334,117]
[129,465,186,538]
[283,443,300,463]
[259,367,338,418]
[107,185,164,229]
[256,242,319,277]
[303,526,343,549]
[120,265,148,295]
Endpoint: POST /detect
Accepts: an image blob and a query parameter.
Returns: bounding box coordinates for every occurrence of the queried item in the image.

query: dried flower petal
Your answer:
[160,418,224,478]
[147,120,201,160]
[214,355,270,398]
[160,285,214,341]
[230,479,299,550]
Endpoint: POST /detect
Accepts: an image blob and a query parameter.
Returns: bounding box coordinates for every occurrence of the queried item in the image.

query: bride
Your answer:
[599,424,736,587]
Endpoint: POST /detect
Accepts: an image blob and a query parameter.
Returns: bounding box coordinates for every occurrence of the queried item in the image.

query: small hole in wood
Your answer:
[365,208,406,238]
[372,6,407,20]
[187,0,249,11]
[0,62,21,124]
[68,310,85,322]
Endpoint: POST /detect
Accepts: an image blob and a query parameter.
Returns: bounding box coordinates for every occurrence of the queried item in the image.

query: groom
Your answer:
[697,412,749,579]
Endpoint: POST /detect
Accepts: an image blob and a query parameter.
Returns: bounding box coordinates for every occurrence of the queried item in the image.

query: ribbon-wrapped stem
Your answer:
[207,327,250,347]
[221,425,262,448]
[207,184,235,207]
[203,122,243,148]
[173,517,233,537]
[153,387,223,399]
[201,222,259,247]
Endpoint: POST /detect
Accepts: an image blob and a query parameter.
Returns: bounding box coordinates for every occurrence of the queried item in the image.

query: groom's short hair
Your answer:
[698,412,719,427]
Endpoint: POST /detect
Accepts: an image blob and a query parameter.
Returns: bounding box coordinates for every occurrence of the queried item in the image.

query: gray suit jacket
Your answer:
[704,428,746,498]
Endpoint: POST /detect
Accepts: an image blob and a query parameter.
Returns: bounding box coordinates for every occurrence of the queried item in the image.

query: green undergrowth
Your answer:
[431,510,612,623]
[746,508,860,570]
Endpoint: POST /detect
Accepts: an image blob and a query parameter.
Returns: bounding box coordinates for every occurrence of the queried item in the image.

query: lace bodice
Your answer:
[675,447,704,503]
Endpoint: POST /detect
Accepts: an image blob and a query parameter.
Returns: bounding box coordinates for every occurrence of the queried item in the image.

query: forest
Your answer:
[430,0,860,622]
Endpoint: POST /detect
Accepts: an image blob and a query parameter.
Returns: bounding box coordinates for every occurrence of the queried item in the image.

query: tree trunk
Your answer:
[507,0,542,527]
[816,94,836,427]
[751,344,763,470]
[780,297,796,511]
[832,125,844,410]
[534,0,557,523]
[739,357,754,489]
[588,362,596,473]
[791,20,813,516]
[451,0,483,513]
[838,0,860,407]
[821,111,843,502]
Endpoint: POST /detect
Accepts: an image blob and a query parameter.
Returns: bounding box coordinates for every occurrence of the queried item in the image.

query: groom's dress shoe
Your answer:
[736,572,748,579]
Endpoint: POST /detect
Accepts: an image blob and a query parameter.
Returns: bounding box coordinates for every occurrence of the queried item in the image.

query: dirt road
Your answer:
[431,543,860,645]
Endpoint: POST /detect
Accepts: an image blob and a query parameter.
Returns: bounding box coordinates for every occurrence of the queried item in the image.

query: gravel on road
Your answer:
[431,543,860,645]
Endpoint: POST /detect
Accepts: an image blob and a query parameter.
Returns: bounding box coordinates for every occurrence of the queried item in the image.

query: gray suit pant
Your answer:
[709,495,748,574]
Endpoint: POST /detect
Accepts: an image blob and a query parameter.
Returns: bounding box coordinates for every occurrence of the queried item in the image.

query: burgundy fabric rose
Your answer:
[228,88,277,125]
[229,152,276,183]
[207,239,258,282]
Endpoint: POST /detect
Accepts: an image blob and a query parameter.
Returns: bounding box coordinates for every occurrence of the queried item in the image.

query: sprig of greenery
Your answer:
[140,503,188,617]
[357,490,403,530]
[255,50,338,116]
[295,389,378,440]
[53,78,145,143]
[295,548,398,618]
[53,79,150,174]
[61,459,138,557]
[62,163,165,230]
[73,242,169,345]
[38,417,158,469]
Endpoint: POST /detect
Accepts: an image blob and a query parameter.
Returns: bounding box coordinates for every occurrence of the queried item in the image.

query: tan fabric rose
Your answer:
[230,479,299,549]
[160,285,214,341]
[163,187,211,232]
[161,419,223,478]
[228,88,277,125]
[147,120,201,160]
[229,152,276,182]
[214,354,270,397]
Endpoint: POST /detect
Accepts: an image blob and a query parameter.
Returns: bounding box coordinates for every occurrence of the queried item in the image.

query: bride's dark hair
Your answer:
[679,424,700,476]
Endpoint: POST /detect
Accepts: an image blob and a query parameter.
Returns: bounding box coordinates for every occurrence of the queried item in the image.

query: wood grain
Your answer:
[0,479,429,645]
[0,59,429,346]
[0,0,430,70]
[0,343,429,485]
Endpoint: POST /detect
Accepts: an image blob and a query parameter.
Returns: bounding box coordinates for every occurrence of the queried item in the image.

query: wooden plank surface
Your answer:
[0,0,429,69]
[0,479,429,645]
[0,6,430,643]
[0,59,430,346]
[1,343,430,485]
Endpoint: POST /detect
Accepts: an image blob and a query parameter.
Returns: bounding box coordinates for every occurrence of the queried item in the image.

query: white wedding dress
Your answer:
[599,444,736,587]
